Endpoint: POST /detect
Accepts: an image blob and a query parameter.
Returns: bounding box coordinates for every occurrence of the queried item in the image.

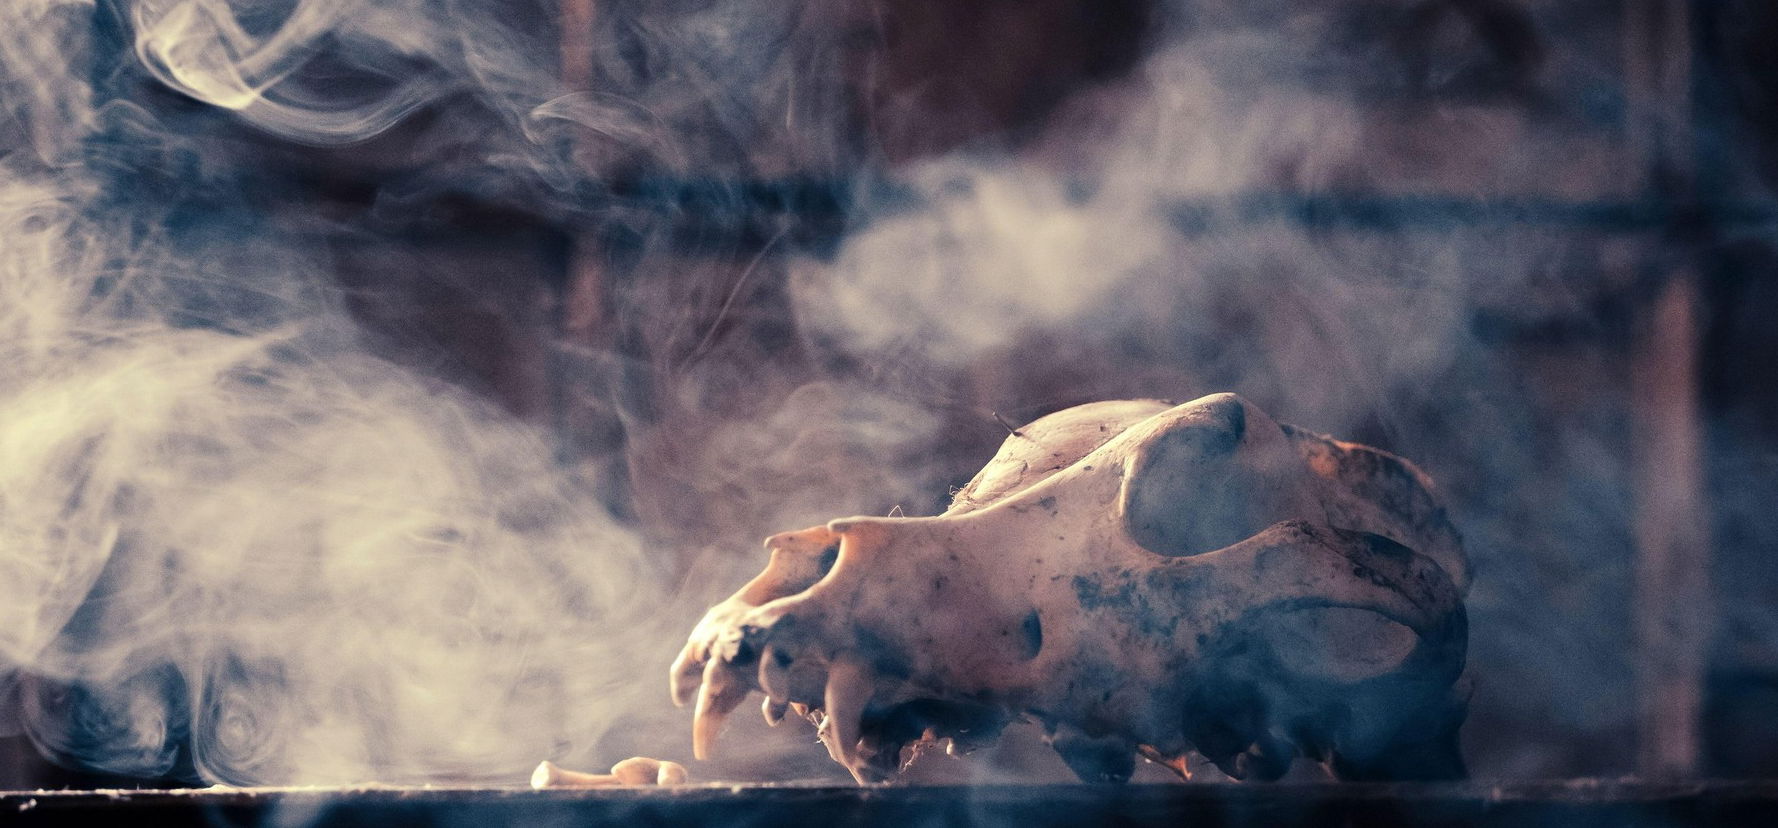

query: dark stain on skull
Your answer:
[1146,566,1218,610]
[1052,655,1127,715]
[1073,571,1178,639]
[853,623,913,680]
[1009,494,1061,516]
[1019,610,1043,660]
[1072,574,1114,612]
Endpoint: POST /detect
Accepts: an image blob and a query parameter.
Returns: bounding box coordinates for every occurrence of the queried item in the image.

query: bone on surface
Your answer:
[530,757,689,789]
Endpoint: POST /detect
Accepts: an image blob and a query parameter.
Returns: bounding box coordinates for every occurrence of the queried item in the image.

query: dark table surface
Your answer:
[6,780,1778,827]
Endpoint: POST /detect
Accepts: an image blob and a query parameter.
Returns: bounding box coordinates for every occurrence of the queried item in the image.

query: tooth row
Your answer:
[687,648,879,781]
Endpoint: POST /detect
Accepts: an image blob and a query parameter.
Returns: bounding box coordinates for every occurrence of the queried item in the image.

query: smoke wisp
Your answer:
[0,0,679,785]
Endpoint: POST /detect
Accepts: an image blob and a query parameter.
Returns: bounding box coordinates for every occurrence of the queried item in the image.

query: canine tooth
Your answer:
[692,659,746,760]
[822,659,872,769]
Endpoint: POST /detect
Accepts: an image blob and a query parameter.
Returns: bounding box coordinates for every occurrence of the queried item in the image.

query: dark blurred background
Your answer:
[3,0,1777,788]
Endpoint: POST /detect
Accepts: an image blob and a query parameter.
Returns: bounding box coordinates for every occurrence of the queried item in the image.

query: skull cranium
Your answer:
[671,393,1469,783]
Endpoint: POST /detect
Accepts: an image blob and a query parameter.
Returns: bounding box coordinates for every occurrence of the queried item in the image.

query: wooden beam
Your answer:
[1623,0,1711,779]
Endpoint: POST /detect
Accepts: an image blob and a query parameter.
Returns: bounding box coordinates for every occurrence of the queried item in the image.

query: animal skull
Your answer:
[670,393,1469,783]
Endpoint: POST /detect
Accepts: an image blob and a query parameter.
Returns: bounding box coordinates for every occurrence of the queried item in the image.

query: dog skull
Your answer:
[671,393,1469,783]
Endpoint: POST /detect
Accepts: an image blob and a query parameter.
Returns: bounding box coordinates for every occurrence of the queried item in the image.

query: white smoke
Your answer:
[0,0,1703,786]
[0,0,673,785]
[130,0,540,146]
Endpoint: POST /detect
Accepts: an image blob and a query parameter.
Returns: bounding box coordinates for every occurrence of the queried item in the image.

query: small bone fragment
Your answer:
[612,756,689,785]
[530,757,689,789]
